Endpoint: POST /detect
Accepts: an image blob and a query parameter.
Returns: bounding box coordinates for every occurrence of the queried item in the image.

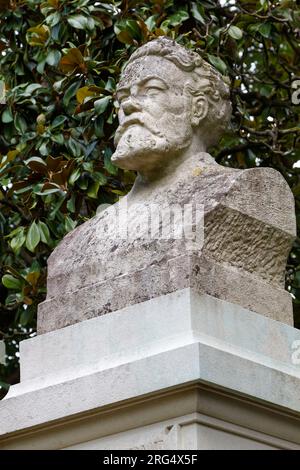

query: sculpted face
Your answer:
[111,56,194,172]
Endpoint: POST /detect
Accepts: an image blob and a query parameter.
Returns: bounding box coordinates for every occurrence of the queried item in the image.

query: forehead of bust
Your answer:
[117,55,189,91]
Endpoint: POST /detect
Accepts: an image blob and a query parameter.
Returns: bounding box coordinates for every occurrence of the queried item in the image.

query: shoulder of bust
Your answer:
[223,166,296,236]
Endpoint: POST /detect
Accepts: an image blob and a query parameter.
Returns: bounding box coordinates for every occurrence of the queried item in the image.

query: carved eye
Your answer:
[144,86,165,97]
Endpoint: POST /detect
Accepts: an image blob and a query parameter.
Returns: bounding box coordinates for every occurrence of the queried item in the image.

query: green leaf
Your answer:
[19,306,35,326]
[104,147,118,175]
[26,24,50,47]
[228,26,243,40]
[145,15,157,31]
[258,23,272,38]
[87,180,101,199]
[69,167,81,185]
[34,187,62,195]
[51,133,65,145]
[191,3,206,24]
[25,83,42,94]
[64,216,77,232]
[93,172,107,185]
[51,115,67,129]
[2,274,22,290]
[45,11,61,28]
[26,221,41,252]
[67,136,82,157]
[67,194,76,213]
[67,15,94,30]
[39,142,49,156]
[14,114,27,134]
[94,96,110,115]
[259,84,274,97]
[63,81,82,107]
[38,221,51,245]
[94,116,104,138]
[10,232,26,253]
[1,108,13,123]
[207,54,228,75]
[167,9,189,27]
[46,49,61,66]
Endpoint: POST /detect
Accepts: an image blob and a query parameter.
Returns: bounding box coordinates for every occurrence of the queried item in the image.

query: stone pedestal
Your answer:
[1,288,300,450]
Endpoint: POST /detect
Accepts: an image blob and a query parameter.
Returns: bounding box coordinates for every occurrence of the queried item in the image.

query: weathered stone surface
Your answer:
[37,38,296,333]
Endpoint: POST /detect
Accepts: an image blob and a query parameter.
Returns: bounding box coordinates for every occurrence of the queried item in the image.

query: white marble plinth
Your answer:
[0,288,300,449]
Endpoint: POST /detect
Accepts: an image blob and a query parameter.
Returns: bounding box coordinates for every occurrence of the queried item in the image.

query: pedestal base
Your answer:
[1,288,300,449]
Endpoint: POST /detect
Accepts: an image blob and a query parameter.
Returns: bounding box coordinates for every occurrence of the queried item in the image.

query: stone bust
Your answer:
[37,38,296,334]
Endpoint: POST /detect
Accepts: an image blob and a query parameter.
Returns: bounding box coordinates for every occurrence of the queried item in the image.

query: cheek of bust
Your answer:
[144,92,185,117]
[157,111,191,137]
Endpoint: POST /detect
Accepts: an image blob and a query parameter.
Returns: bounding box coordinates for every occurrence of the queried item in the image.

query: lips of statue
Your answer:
[111,56,193,172]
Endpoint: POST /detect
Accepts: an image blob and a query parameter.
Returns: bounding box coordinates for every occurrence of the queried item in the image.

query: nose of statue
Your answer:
[122,97,141,116]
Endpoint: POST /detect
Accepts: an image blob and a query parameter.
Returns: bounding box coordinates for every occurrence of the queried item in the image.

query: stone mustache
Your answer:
[37,37,296,334]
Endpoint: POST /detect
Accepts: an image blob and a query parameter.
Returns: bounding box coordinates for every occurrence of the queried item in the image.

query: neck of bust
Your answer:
[127,147,218,203]
[126,141,217,200]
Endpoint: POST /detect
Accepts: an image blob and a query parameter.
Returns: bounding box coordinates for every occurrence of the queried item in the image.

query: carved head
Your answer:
[112,37,231,172]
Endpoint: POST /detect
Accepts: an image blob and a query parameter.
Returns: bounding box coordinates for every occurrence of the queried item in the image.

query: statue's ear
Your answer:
[191,93,208,127]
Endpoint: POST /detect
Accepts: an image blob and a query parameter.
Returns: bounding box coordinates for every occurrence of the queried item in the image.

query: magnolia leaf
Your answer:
[60,48,85,74]
[26,221,41,252]
[26,25,50,47]
[63,80,82,107]
[191,3,206,24]
[67,15,95,31]
[94,96,110,115]
[19,307,33,325]
[25,156,48,174]
[38,221,51,245]
[46,49,61,66]
[2,274,22,290]
[228,26,243,40]
[64,216,77,232]
[14,114,27,134]
[25,83,42,94]
[258,23,272,38]
[7,149,19,162]
[76,86,99,104]
[51,115,67,129]
[26,271,40,286]
[104,147,118,175]
[93,172,107,185]
[10,232,26,253]
[207,54,228,75]
[1,108,13,123]
[69,167,81,185]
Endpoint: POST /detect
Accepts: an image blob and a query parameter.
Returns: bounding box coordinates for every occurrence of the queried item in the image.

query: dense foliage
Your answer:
[0,0,299,396]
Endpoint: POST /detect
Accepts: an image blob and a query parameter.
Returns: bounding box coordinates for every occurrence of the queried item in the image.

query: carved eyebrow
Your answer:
[116,77,169,103]
[140,77,169,89]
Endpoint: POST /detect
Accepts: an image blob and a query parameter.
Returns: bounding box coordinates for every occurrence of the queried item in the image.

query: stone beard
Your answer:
[112,55,195,172]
